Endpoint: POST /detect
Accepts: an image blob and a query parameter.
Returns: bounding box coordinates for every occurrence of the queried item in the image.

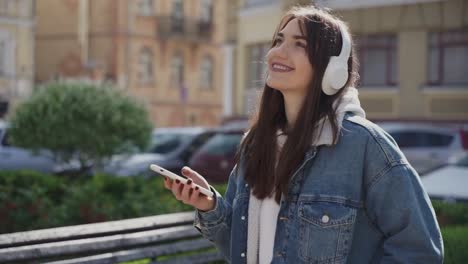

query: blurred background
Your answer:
[1,0,465,125]
[0,0,467,262]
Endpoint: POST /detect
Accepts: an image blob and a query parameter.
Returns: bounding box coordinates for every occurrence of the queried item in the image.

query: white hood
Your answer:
[312,87,366,146]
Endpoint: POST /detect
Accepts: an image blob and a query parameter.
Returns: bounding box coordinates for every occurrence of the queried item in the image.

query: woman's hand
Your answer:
[163,166,216,212]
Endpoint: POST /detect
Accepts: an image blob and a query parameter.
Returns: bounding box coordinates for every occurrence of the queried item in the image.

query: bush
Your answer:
[0,171,226,234]
[443,226,468,264]
[432,200,468,226]
[0,170,65,232]
[51,174,194,225]
[8,82,152,173]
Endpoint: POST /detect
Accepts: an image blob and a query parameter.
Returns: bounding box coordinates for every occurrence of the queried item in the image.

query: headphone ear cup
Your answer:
[330,64,348,89]
[322,61,333,95]
[322,56,349,95]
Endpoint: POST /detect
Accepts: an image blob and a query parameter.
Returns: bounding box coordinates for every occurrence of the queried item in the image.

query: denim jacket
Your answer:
[193,113,444,263]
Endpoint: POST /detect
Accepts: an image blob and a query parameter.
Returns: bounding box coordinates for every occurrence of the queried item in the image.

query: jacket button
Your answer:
[241,216,246,220]
[321,214,330,223]
[245,183,248,187]
[241,253,246,257]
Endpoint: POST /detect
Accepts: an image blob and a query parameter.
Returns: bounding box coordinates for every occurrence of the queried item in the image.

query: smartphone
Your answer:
[149,164,214,198]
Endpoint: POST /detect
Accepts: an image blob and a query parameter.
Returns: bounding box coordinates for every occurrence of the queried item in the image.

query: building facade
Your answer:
[0,0,35,118]
[35,0,238,127]
[236,0,468,121]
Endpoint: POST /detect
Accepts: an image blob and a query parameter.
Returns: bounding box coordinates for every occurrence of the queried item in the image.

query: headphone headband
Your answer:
[337,23,351,62]
[321,22,351,95]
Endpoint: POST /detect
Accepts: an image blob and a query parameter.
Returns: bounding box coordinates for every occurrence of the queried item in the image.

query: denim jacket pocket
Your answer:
[298,200,357,263]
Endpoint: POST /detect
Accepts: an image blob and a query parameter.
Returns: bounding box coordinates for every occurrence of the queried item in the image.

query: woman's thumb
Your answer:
[181,166,209,188]
[182,166,202,179]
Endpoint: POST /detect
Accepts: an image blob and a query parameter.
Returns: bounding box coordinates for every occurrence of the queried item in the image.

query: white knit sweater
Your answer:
[245,87,366,264]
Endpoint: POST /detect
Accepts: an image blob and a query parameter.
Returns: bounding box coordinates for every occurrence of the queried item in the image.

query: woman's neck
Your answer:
[282,91,305,129]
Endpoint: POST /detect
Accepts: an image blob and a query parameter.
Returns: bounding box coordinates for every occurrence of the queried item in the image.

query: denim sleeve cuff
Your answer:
[193,185,225,230]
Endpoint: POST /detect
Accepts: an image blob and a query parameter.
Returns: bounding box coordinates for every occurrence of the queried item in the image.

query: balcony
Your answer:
[156,16,213,42]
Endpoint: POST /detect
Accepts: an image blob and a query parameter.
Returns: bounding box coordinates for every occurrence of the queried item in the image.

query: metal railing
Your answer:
[156,16,213,42]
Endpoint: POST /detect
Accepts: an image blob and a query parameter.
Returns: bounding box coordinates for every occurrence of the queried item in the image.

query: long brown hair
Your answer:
[236,6,360,203]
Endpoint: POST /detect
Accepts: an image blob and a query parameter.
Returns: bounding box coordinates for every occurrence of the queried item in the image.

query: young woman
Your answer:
[163,6,443,264]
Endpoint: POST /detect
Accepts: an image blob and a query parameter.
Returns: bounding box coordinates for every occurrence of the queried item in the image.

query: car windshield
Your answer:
[197,133,242,155]
[149,133,194,154]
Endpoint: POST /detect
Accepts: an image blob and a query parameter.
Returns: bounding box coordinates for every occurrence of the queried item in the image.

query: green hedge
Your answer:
[442,226,468,264]
[1,171,467,262]
[0,170,226,234]
[432,200,468,226]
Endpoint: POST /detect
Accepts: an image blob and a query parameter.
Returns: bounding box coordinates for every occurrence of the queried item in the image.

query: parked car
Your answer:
[420,153,468,203]
[102,127,215,177]
[0,120,84,174]
[189,128,245,183]
[0,121,56,173]
[378,122,468,175]
[221,118,249,130]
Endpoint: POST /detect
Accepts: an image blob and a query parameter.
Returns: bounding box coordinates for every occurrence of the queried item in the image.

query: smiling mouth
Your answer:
[271,63,294,73]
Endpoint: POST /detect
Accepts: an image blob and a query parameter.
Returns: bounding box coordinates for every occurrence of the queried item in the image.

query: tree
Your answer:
[8,82,153,174]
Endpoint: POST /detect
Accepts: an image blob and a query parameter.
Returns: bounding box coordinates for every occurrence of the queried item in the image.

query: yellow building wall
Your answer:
[35,0,231,127]
[127,0,227,127]
[0,24,16,96]
[236,0,468,120]
[36,0,79,35]
[0,0,35,115]
[339,0,468,120]
[236,3,283,114]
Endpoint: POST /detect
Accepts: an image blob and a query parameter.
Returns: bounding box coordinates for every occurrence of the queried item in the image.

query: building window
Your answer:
[139,48,154,84]
[138,0,154,16]
[172,0,183,18]
[171,0,184,32]
[356,34,398,87]
[428,30,468,86]
[246,43,270,89]
[171,53,184,88]
[200,56,213,90]
[200,0,213,23]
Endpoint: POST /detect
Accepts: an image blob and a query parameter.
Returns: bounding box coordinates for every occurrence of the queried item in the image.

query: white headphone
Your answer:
[321,23,351,95]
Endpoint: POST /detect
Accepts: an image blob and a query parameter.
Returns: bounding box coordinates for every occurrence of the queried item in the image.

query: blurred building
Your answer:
[0,0,35,118]
[236,0,468,121]
[35,0,238,127]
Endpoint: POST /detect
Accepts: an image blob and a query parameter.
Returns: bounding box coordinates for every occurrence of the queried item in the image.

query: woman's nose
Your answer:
[268,44,288,60]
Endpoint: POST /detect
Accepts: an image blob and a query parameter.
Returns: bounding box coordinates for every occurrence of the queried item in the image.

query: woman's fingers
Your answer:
[188,186,202,204]
[163,177,172,189]
[180,178,194,204]
[162,167,213,210]
[171,178,200,206]
[171,179,184,200]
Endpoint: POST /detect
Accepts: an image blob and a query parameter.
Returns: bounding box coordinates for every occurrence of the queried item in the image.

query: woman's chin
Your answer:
[266,79,286,92]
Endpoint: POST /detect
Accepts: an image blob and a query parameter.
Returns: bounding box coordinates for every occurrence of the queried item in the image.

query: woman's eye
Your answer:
[274,38,283,46]
[296,42,306,48]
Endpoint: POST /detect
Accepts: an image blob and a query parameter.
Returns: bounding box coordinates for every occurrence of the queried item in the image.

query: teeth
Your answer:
[273,63,291,71]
